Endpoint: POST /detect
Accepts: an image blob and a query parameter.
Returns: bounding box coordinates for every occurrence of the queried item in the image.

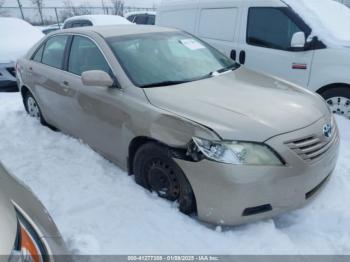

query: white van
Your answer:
[157,0,350,118]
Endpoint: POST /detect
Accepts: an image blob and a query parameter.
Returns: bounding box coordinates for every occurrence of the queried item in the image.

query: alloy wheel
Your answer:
[326,96,350,119]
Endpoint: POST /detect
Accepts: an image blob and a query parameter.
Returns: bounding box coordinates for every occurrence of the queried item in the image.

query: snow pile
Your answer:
[0,92,349,255]
[64,15,132,26]
[284,0,350,47]
[0,18,44,63]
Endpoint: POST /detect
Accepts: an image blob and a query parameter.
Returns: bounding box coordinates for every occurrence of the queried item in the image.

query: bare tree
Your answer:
[111,0,124,16]
[60,0,92,21]
[31,0,44,25]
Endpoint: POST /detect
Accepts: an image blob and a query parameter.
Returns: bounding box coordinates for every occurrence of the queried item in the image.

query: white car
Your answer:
[157,0,350,118]
[125,11,156,25]
[0,18,43,92]
[62,14,132,29]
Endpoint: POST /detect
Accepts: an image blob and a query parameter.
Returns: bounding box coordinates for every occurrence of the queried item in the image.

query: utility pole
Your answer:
[17,0,25,19]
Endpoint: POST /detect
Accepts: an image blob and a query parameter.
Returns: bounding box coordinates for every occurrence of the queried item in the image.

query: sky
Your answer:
[4,0,162,8]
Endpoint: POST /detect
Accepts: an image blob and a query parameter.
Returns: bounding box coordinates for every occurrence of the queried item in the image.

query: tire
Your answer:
[23,91,48,126]
[133,142,196,215]
[321,86,350,119]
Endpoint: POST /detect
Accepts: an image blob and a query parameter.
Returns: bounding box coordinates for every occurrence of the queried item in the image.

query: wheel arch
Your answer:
[316,83,350,95]
[127,136,191,175]
[127,136,162,175]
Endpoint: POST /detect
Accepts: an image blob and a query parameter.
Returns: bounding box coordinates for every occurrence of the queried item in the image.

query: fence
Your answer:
[0,6,156,26]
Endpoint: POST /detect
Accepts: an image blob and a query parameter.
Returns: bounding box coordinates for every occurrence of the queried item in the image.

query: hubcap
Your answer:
[327,96,350,119]
[27,97,40,120]
[146,160,180,200]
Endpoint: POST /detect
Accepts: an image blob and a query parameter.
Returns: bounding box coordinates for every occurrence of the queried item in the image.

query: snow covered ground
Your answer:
[0,92,349,255]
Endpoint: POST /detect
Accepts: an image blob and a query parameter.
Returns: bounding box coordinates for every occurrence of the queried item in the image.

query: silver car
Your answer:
[0,163,68,260]
[17,25,339,225]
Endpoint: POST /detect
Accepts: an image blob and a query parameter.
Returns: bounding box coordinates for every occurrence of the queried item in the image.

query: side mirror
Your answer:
[291,32,306,50]
[81,70,114,87]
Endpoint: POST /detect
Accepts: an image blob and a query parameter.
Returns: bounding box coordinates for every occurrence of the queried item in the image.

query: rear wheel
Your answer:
[23,91,48,126]
[133,143,196,215]
[321,87,350,119]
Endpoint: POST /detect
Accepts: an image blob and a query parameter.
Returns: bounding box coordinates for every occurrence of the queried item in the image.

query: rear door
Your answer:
[28,34,69,126]
[238,1,314,87]
[196,0,242,61]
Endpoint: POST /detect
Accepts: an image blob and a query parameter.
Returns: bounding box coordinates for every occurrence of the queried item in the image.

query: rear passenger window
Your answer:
[198,8,238,41]
[41,35,68,69]
[32,44,45,62]
[68,36,110,76]
[134,15,148,24]
[247,8,303,50]
[147,15,156,25]
[127,15,136,22]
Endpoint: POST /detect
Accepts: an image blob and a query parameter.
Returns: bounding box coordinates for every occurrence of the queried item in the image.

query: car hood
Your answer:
[144,68,329,141]
[0,190,17,256]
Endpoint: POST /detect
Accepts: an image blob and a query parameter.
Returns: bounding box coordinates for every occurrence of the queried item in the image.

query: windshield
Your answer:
[107,31,238,87]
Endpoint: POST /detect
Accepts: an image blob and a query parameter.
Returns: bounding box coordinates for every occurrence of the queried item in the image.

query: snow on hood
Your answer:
[284,0,350,47]
[0,18,44,64]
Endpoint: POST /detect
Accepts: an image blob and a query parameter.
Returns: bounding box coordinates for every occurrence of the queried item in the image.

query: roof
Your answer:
[124,11,156,18]
[64,15,132,26]
[62,24,178,38]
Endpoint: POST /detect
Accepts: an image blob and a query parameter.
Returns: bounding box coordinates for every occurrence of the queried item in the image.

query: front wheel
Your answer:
[321,87,350,119]
[133,143,196,215]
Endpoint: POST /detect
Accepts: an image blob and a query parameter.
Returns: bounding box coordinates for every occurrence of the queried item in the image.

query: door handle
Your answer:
[230,50,237,61]
[29,67,33,71]
[239,51,246,65]
[62,81,69,86]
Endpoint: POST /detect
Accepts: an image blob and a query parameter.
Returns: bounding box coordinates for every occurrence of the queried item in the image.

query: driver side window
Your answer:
[68,36,110,76]
[247,7,304,51]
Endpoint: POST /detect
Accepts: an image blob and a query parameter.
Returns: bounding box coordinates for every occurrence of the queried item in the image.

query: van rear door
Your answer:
[238,0,314,88]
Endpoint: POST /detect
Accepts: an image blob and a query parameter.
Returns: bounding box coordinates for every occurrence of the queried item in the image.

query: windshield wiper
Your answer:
[210,63,240,76]
[140,80,191,88]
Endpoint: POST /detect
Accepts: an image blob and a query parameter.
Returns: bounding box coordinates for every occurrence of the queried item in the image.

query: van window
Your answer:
[41,35,68,69]
[68,36,110,76]
[147,15,156,25]
[247,7,303,51]
[134,15,148,24]
[198,8,238,42]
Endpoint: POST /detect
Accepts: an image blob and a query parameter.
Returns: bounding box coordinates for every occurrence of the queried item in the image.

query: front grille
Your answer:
[285,126,339,162]
[6,67,16,77]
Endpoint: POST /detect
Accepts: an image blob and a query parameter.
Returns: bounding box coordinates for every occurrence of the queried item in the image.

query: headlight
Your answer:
[190,137,284,166]
[9,210,47,262]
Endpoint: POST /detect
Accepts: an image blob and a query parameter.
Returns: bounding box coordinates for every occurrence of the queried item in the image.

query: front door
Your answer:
[239,5,314,88]
[61,35,127,164]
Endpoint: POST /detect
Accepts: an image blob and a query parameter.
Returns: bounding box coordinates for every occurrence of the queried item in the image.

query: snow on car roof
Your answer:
[64,14,132,26]
[0,18,44,63]
[124,11,156,18]
[284,0,350,47]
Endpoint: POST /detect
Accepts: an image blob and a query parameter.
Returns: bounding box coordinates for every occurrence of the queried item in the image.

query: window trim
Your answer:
[246,6,312,52]
[41,34,70,70]
[31,42,46,63]
[31,34,70,70]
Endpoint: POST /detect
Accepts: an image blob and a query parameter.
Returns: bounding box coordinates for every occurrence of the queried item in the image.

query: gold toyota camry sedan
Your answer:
[16,25,339,225]
[0,162,68,261]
